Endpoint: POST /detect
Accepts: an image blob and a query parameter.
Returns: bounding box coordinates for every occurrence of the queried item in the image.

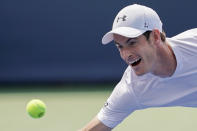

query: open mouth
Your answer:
[128,58,142,67]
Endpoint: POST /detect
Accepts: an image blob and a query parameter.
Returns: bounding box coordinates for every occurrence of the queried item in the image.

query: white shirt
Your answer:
[97,28,197,128]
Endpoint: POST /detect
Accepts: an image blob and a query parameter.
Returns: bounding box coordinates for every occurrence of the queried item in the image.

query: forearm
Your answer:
[79,117,111,131]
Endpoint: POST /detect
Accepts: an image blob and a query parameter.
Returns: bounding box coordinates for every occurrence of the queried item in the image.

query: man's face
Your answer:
[113,33,157,76]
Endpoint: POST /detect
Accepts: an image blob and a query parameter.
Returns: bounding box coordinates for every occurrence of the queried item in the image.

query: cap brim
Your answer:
[102,27,147,44]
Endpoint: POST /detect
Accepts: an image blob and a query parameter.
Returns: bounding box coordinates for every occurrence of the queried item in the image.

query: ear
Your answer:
[152,29,161,45]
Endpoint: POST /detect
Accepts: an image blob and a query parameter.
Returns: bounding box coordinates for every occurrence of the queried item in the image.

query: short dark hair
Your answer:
[143,31,152,40]
[143,30,166,42]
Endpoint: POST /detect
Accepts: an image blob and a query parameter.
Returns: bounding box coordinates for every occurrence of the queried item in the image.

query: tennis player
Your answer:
[80,4,197,131]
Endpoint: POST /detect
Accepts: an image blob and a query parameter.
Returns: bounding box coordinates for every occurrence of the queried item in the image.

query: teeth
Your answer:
[128,58,140,65]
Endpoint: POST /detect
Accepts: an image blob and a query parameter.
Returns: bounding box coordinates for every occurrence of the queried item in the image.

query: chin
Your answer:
[130,59,148,76]
[135,72,147,76]
[132,67,147,76]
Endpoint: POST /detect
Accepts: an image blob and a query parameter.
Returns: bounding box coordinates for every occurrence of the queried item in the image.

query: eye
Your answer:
[115,44,123,49]
[127,41,136,46]
[126,38,138,46]
[114,42,123,49]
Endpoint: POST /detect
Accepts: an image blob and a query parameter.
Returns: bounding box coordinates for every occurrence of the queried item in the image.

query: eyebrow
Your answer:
[114,41,119,45]
[114,37,137,45]
[126,38,137,43]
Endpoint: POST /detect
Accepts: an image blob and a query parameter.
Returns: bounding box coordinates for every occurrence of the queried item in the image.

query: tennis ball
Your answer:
[26,99,46,118]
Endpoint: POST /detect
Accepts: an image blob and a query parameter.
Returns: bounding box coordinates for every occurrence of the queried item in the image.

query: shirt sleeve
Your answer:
[97,67,140,128]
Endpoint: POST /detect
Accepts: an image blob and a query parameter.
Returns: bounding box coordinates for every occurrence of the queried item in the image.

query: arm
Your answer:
[79,117,111,131]
[80,67,136,131]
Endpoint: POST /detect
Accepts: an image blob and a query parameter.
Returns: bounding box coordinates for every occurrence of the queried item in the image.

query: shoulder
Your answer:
[167,28,197,54]
[167,28,197,76]
[171,28,197,40]
[120,66,137,85]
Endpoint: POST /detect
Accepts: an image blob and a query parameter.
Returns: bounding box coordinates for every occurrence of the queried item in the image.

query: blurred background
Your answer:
[1,0,197,131]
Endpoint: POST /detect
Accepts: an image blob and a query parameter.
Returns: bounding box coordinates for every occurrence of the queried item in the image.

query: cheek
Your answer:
[119,51,125,60]
[141,47,156,65]
[119,49,132,63]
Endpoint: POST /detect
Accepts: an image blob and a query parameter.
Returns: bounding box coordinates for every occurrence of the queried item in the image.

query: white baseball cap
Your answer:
[102,4,163,44]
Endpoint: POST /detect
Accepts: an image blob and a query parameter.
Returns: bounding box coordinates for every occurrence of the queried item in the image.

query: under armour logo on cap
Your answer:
[117,15,127,23]
[144,22,148,28]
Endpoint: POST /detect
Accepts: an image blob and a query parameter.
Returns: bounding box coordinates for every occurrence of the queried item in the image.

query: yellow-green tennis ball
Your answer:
[26,99,46,118]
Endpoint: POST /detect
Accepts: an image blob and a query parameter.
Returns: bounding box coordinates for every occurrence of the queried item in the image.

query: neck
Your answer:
[152,41,177,77]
